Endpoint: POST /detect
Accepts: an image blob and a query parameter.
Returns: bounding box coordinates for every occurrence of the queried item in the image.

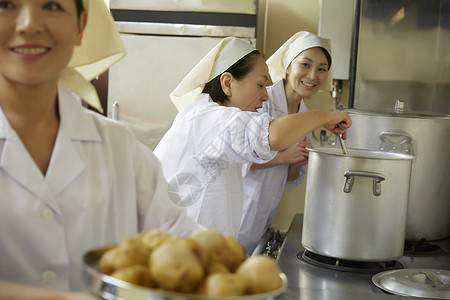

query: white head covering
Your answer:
[60,0,126,113]
[266,31,332,92]
[170,37,256,111]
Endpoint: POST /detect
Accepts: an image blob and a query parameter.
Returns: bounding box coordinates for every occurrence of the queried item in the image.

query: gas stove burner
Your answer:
[298,250,403,274]
[253,228,286,259]
[404,238,447,257]
[260,230,286,259]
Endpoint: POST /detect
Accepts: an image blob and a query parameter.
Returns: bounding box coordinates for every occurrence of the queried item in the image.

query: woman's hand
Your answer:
[323,111,352,139]
[279,136,311,165]
[268,110,352,151]
[285,137,310,181]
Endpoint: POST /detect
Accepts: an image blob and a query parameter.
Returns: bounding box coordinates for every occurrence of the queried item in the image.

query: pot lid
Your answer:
[372,269,450,299]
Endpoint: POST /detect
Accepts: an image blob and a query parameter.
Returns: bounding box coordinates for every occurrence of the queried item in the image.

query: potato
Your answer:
[110,265,157,288]
[97,229,284,297]
[149,240,204,293]
[200,273,247,297]
[189,229,230,266]
[138,229,172,251]
[113,237,151,269]
[98,247,118,275]
[169,236,209,268]
[205,263,230,275]
[236,255,283,294]
[224,235,246,271]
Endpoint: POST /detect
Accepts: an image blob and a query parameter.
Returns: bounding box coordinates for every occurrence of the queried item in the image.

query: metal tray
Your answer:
[83,245,288,300]
[372,268,450,299]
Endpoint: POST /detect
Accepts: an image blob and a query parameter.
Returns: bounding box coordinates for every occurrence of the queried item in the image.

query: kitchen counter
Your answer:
[273,213,450,300]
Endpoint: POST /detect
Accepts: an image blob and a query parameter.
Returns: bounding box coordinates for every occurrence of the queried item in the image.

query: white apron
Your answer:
[239,79,309,253]
[154,94,277,238]
[0,83,199,291]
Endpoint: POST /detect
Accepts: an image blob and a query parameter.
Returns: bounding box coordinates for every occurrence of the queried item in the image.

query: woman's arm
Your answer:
[268,110,351,151]
[286,161,306,181]
[250,137,310,171]
[0,280,98,300]
[250,151,287,170]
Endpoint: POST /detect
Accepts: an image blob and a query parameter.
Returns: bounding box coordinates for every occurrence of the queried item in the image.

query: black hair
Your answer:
[203,50,261,104]
[320,47,332,70]
[75,0,85,18]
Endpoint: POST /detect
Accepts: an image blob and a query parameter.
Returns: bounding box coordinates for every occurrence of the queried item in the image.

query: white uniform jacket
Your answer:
[153,94,277,238]
[239,79,309,253]
[0,83,200,291]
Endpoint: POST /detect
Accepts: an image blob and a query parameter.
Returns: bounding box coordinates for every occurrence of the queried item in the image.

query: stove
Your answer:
[404,238,448,257]
[299,250,403,274]
[269,213,450,300]
[252,228,286,259]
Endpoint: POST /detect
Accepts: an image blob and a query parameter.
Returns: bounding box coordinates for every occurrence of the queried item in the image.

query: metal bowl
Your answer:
[83,245,288,300]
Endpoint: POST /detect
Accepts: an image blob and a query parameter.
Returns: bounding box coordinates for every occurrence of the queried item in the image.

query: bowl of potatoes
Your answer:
[83,229,287,300]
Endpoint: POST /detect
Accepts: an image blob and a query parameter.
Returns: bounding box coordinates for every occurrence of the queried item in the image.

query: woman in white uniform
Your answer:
[239,32,334,253]
[0,0,200,298]
[154,37,351,240]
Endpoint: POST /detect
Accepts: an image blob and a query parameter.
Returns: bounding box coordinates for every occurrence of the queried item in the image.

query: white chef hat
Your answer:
[170,37,256,111]
[266,31,333,92]
[60,0,126,113]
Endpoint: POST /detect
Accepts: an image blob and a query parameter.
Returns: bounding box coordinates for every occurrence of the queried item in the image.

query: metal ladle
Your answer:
[335,123,349,155]
[338,134,349,155]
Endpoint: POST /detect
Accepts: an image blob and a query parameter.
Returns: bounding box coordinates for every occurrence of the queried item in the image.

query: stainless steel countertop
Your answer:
[274,213,450,300]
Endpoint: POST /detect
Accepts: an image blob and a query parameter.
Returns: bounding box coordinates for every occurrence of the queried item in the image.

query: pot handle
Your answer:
[378,131,413,154]
[343,171,386,196]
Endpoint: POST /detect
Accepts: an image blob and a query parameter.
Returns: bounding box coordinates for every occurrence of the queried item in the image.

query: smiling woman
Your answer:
[153,36,352,242]
[0,0,86,173]
[0,0,201,299]
[1,1,82,80]
[240,31,337,254]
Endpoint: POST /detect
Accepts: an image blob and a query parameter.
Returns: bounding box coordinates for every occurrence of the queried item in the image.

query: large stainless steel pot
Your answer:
[344,109,450,241]
[302,147,414,262]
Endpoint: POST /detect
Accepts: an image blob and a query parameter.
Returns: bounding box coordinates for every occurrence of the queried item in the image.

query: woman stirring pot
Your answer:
[154,37,351,240]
